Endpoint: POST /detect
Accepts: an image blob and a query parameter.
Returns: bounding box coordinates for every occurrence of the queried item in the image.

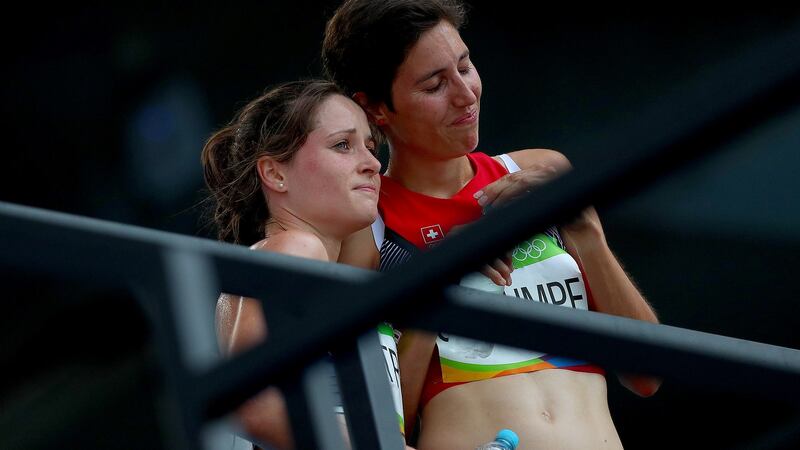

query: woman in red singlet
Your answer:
[324,1,662,449]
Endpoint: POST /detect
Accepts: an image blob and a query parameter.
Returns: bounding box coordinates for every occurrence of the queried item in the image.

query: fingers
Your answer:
[490,256,514,286]
[480,258,513,287]
[474,174,518,209]
[474,164,561,209]
[479,264,504,287]
[502,251,513,271]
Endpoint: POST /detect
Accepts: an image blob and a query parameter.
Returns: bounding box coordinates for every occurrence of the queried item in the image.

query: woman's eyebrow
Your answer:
[415,50,471,85]
[326,128,356,138]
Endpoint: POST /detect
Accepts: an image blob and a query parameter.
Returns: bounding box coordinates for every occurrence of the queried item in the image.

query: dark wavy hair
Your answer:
[322,0,467,111]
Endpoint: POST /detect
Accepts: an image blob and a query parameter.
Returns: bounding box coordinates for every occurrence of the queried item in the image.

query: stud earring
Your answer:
[278,182,284,189]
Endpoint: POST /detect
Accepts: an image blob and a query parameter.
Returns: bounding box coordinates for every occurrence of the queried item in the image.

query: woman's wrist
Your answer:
[562,223,607,255]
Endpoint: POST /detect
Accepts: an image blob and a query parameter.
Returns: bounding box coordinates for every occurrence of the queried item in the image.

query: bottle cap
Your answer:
[496,429,519,449]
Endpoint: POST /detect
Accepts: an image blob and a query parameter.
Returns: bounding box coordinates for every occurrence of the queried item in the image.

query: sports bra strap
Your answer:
[370,214,385,250]
[497,153,521,173]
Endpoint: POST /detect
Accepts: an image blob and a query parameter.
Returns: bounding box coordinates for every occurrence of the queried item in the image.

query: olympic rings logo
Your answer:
[512,238,547,262]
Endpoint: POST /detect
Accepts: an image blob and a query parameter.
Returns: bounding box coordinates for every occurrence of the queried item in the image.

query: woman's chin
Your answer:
[363,208,380,227]
[448,133,479,156]
[465,132,479,152]
[349,207,379,231]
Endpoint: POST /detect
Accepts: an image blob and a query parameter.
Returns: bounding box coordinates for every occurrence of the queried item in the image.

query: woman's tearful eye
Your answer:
[333,140,351,151]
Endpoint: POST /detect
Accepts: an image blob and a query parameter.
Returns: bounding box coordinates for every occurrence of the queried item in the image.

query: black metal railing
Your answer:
[1,22,799,450]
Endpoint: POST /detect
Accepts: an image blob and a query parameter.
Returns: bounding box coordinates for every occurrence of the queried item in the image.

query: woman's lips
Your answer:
[452,109,478,126]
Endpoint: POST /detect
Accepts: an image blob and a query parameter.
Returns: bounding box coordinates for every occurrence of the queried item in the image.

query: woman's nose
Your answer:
[361,148,381,174]
[451,75,478,107]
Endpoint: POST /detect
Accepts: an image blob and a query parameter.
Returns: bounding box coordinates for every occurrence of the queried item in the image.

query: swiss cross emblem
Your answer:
[421,224,445,246]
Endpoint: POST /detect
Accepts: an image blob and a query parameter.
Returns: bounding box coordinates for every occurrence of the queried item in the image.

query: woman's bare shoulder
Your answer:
[251,230,329,262]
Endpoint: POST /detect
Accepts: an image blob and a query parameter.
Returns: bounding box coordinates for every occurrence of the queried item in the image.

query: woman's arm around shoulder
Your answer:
[479,149,571,208]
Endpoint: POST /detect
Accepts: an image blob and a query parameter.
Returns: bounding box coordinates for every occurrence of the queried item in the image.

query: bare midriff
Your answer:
[416,370,623,450]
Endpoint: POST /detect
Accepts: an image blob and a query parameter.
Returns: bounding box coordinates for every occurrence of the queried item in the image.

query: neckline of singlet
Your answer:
[380,152,497,202]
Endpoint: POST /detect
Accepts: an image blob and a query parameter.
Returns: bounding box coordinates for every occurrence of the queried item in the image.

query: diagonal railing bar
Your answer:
[417,287,800,402]
[198,24,800,419]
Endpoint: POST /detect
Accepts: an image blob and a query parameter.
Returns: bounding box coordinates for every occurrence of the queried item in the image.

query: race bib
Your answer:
[438,233,590,383]
[377,323,405,435]
[504,234,588,310]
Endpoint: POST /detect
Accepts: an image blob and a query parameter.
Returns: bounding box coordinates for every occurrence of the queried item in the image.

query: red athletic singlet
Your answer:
[377,152,603,408]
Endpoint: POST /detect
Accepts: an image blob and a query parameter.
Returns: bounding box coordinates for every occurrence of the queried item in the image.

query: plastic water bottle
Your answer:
[475,429,520,450]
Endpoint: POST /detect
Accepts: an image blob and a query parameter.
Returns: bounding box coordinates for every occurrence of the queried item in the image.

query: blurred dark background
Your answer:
[1,2,799,449]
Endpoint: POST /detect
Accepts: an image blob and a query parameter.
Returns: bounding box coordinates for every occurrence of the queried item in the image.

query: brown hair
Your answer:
[322,0,467,111]
[201,79,344,245]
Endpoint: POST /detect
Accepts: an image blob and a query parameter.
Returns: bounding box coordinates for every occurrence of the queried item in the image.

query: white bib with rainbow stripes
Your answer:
[377,323,405,435]
[438,232,591,383]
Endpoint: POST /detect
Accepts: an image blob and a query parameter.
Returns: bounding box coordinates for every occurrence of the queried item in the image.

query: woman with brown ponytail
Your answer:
[201,79,382,449]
